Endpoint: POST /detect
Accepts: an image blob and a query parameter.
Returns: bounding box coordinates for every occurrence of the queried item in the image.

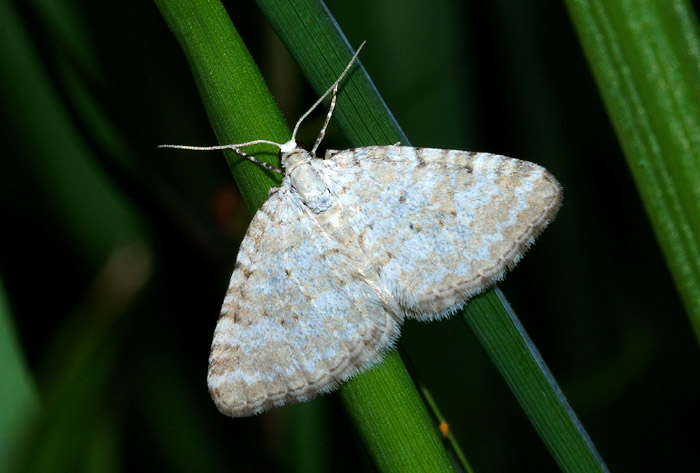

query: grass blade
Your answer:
[463,289,608,472]
[0,276,40,470]
[155,0,453,471]
[565,0,700,338]
[258,0,608,471]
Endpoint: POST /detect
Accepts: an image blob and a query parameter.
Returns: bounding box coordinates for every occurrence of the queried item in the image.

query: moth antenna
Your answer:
[290,40,366,148]
[160,41,365,171]
[158,139,283,151]
[158,140,285,175]
[311,84,338,156]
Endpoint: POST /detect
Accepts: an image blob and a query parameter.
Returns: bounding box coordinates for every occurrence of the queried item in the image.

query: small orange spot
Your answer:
[439,420,449,437]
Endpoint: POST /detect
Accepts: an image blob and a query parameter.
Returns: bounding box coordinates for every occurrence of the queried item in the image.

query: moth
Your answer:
[162,43,562,417]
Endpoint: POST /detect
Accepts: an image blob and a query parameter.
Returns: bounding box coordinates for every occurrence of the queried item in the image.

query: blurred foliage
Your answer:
[1,0,699,472]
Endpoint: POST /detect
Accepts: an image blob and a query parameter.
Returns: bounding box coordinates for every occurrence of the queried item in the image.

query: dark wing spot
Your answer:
[414,147,429,168]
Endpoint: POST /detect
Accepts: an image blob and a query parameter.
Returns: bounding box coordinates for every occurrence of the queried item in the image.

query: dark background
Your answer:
[1,0,699,471]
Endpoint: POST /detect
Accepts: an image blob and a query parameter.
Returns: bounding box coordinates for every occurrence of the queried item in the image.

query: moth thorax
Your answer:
[285,151,332,213]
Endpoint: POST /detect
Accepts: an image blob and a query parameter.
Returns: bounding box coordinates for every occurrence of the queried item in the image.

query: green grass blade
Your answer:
[463,289,608,472]
[256,0,409,148]
[258,0,607,471]
[254,4,458,470]
[155,0,453,471]
[0,276,40,470]
[565,0,700,338]
[156,0,288,213]
[339,352,454,473]
[418,383,475,473]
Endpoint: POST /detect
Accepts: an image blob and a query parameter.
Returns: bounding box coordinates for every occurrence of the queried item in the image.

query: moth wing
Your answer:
[207,188,399,417]
[324,145,562,319]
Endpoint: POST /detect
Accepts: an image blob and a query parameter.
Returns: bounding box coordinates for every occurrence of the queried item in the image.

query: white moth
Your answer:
[162,43,562,417]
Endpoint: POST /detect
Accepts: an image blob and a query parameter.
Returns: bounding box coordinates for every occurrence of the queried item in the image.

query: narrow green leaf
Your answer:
[418,383,475,473]
[256,0,408,148]
[258,1,608,471]
[339,352,454,473]
[156,1,453,471]
[156,0,288,213]
[0,276,40,470]
[565,0,700,339]
[462,290,608,472]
